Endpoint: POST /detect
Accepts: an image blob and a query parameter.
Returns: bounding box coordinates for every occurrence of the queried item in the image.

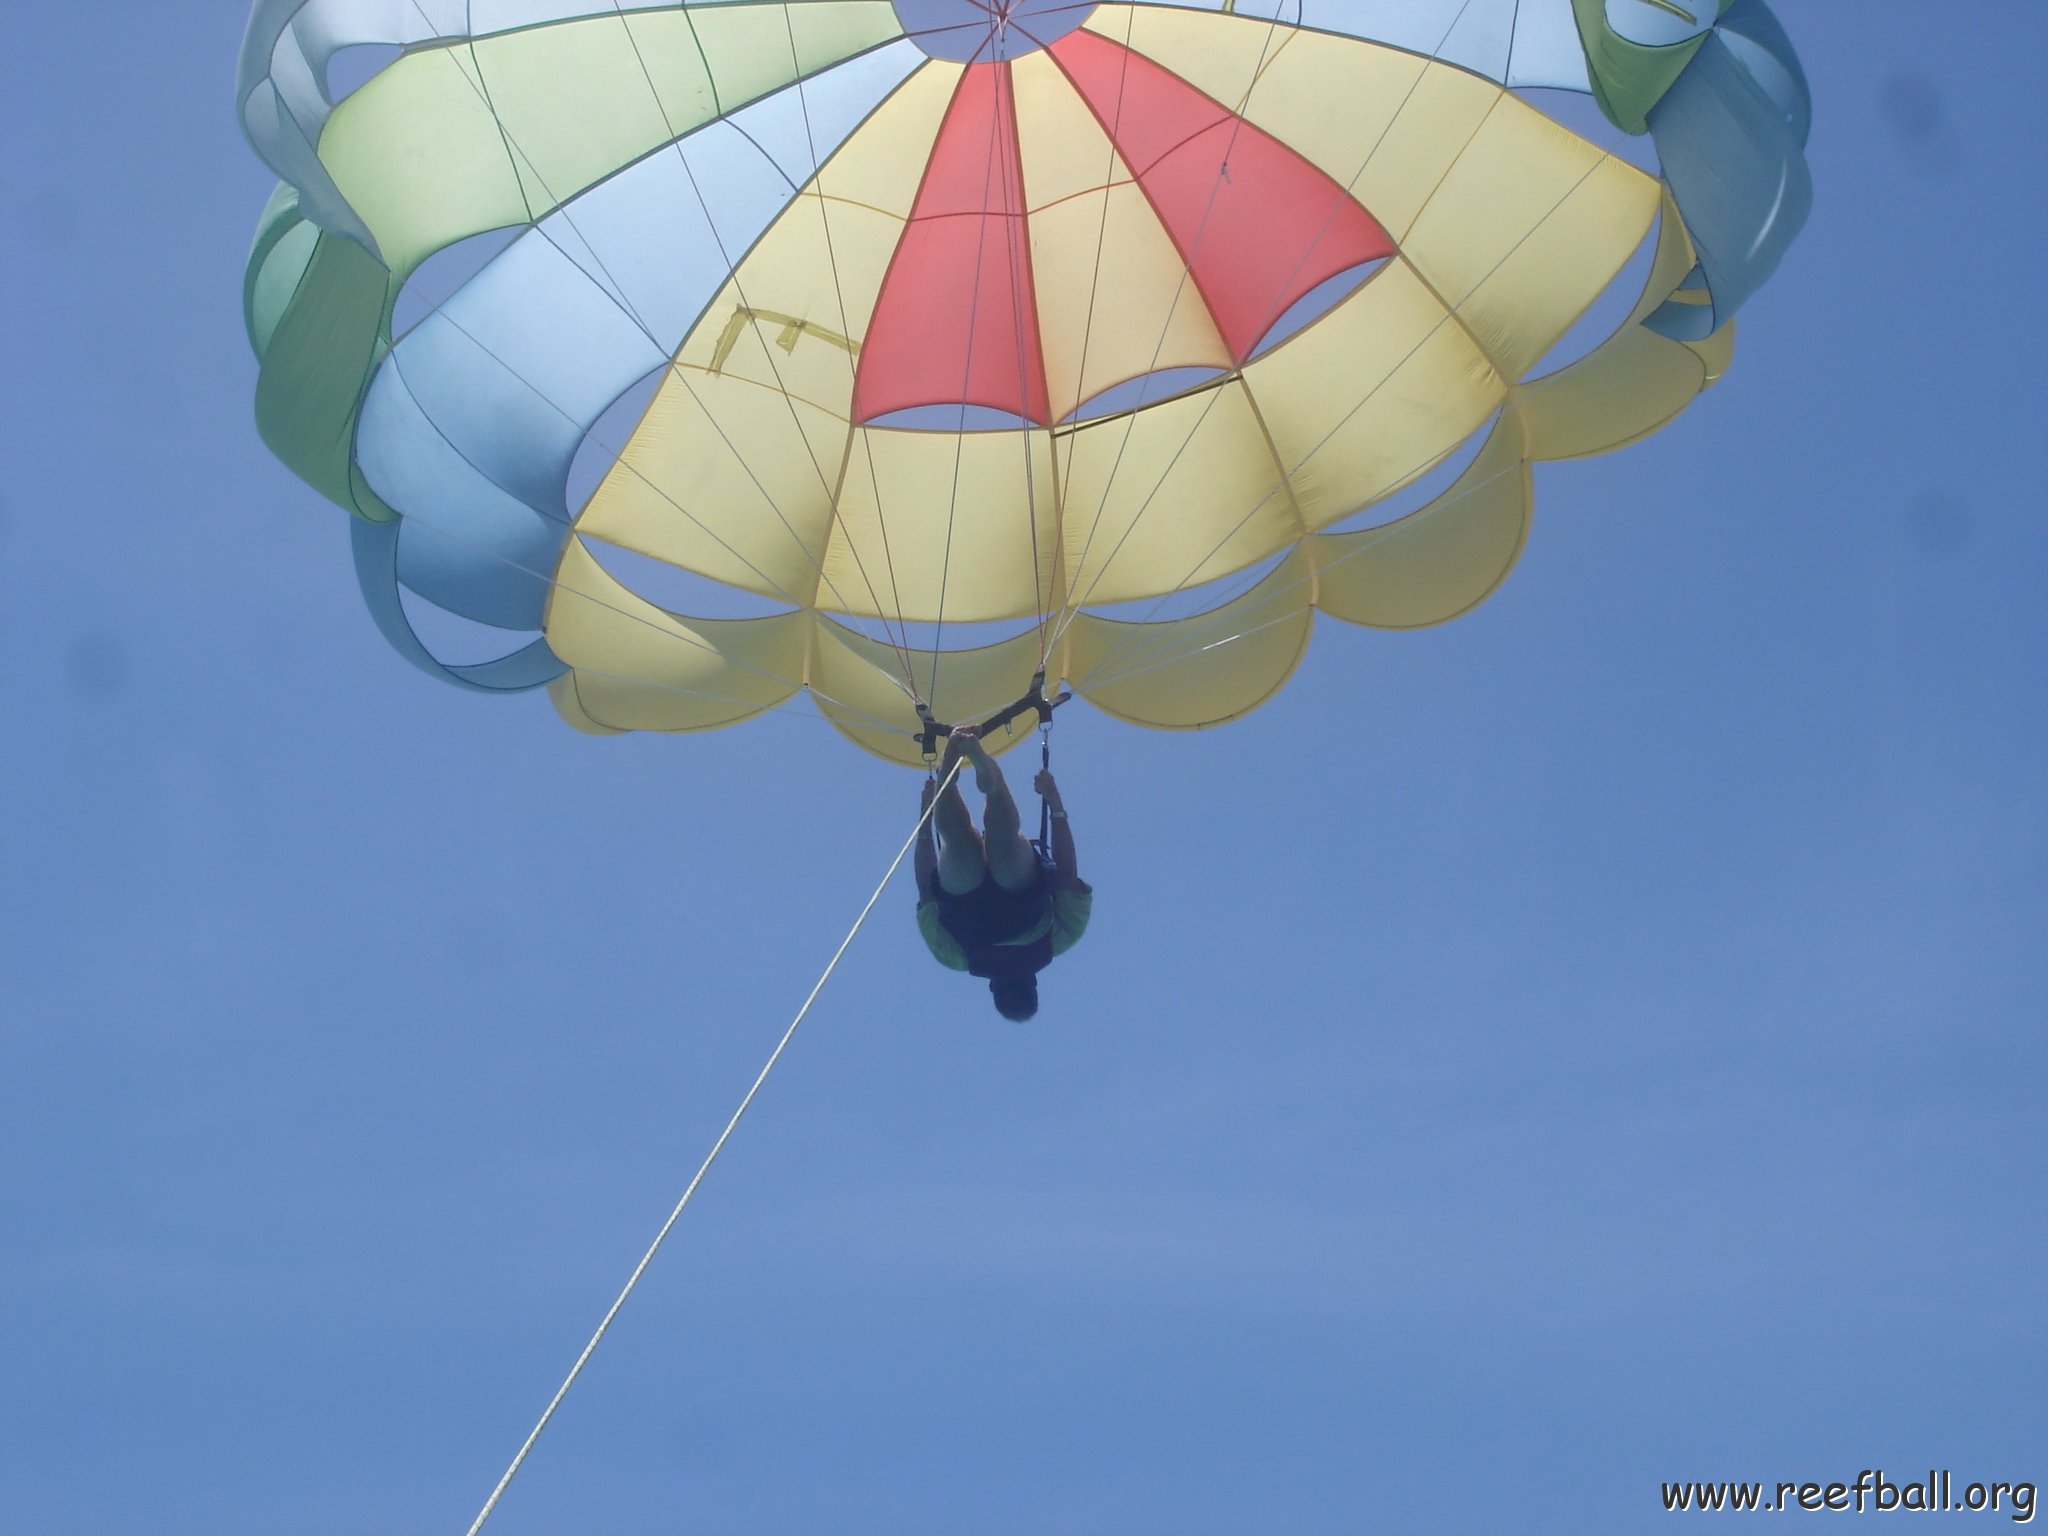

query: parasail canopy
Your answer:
[241,0,1811,764]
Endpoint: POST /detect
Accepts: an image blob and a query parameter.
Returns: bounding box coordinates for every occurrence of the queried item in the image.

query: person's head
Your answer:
[989,975,1039,1022]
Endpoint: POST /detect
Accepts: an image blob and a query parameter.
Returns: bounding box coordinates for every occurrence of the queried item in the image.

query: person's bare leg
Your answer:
[973,750,1040,892]
[933,766,988,895]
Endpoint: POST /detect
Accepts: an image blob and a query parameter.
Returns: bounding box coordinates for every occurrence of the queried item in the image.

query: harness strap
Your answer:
[1036,725,1052,857]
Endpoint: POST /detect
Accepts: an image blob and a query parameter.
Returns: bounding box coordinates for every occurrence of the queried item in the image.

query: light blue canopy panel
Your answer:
[351,513,568,690]
[1644,0,1812,339]
[1118,0,1595,91]
[352,40,921,640]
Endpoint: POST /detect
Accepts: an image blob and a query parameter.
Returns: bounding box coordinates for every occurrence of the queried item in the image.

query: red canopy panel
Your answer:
[855,62,1051,426]
[1047,28,1395,362]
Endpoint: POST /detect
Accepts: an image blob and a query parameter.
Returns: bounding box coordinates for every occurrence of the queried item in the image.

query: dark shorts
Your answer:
[936,861,1053,949]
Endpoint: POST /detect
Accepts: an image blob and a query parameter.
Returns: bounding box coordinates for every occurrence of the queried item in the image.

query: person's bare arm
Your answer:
[1035,769,1090,892]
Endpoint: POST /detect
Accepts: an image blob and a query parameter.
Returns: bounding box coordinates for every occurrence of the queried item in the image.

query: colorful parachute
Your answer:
[240,0,1810,765]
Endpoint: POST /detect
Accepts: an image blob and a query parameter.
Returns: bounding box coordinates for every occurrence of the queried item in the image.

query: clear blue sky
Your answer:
[2,5,2042,1533]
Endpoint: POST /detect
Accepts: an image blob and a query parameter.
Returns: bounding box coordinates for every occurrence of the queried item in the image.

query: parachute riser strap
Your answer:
[913,670,1071,758]
[1036,724,1053,857]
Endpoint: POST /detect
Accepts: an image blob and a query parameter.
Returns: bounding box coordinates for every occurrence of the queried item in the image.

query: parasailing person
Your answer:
[915,726,1091,1021]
